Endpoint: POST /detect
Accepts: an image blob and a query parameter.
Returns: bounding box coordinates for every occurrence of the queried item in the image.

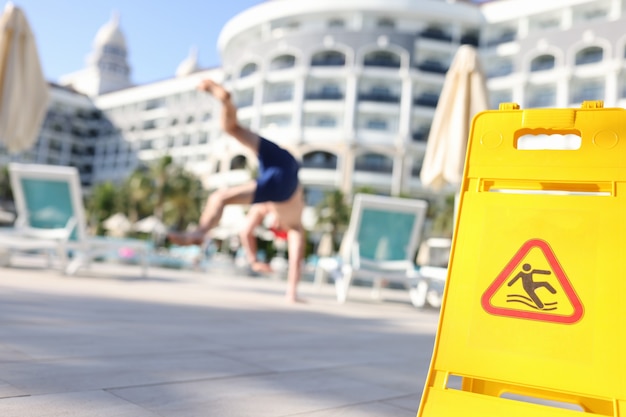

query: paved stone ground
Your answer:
[0,254,440,417]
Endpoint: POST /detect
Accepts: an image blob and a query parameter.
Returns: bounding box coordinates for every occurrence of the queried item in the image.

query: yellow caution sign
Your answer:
[417,102,626,417]
[482,238,583,324]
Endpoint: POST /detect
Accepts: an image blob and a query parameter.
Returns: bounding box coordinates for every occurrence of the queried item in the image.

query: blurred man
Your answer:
[168,79,305,303]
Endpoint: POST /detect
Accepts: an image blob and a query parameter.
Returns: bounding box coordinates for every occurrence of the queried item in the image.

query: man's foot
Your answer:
[251,261,273,274]
[198,79,231,102]
[286,295,306,304]
[167,231,206,246]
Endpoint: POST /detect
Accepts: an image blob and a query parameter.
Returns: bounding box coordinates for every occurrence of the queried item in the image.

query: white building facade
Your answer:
[1,0,626,207]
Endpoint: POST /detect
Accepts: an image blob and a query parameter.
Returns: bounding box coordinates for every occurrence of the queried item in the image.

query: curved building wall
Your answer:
[214,0,484,203]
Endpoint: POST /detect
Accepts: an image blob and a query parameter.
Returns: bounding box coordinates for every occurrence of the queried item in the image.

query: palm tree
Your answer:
[0,165,12,203]
[150,155,173,221]
[123,167,153,223]
[162,165,205,231]
[87,181,122,235]
[315,189,351,253]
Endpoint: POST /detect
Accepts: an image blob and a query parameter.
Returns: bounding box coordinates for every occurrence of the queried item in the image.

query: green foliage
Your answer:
[315,189,351,253]
[0,164,12,202]
[86,156,205,236]
[87,181,122,235]
[430,193,456,238]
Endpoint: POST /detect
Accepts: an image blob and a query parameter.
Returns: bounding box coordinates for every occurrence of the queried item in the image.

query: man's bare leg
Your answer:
[240,203,273,273]
[168,181,256,246]
[198,79,261,155]
[285,225,305,303]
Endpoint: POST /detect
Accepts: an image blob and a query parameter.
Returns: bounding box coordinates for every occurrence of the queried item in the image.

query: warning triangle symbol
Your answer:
[481,239,584,324]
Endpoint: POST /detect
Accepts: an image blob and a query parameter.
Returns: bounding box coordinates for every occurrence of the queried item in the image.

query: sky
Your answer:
[11,0,265,84]
[13,0,487,86]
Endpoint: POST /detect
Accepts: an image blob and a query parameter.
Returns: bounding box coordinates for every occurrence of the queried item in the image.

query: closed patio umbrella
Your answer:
[133,215,167,235]
[103,212,131,236]
[0,3,49,152]
[420,45,488,190]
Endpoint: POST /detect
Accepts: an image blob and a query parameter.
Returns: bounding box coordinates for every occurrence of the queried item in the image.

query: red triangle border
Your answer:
[481,239,584,324]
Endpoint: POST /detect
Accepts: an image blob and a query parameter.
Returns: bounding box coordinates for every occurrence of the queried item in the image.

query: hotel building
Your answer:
[2,0,625,210]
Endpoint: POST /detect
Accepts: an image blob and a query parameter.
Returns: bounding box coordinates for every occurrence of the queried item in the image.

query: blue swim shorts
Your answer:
[253,137,300,203]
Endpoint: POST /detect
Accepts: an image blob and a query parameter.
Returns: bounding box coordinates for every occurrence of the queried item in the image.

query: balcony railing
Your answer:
[420,28,452,42]
[460,33,480,46]
[354,162,393,173]
[416,60,448,74]
[487,64,514,78]
[412,128,430,142]
[363,59,401,69]
[358,93,400,103]
[413,94,439,108]
[311,57,345,67]
[485,32,516,47]
[527,95,556,108]
[571,90,604,103]
[305,91,344,100]
[235,98,254,108]
[264,93,293,103]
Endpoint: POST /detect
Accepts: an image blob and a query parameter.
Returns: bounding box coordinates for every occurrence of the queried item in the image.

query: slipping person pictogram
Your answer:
[507,263,556,309]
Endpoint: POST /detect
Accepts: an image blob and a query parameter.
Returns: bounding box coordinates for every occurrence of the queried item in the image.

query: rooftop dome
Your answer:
[176,47,200,77]
[93,11,126,48]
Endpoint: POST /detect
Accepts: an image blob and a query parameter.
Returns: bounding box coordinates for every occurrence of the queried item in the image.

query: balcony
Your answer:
[305,91,344,100]
[413,93,439,108]
[460,33,479,46]
[527,94,556,108]
[311,52,346,67]
[485,31,516,47]
[412,127,430,142]
[420,27,452,42]
[358,93,400,103]
[416,60,448,74]
[487,64,514,78]
[363,52,401,69]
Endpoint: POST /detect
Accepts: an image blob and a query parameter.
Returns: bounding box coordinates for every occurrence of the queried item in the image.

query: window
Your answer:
[460,30,479,46]
[265,83,294,103]
[527,86,556,108]
[413,92,439,107]
[377,18,395,29]
[317,116,337,127]
[235,89,254,108]
[490,90,513,109]
[230,155,247,170]
[359,85,399,103]
[363,50,401,68]
[261,114,292,128]
[575,46,603,65]
[412,126,430,142]
[240,63,258,78]
[355,153,393,173]
[421,25,452,42]
[530,54,555,72]
[311,50,346,66]
[304,187,326,206]
[571,79,604,103]
[487,59,514,78]
[270,54,296,71]
[417,59,448,74]
[145,98,164,110]
[302,151,337,169]
[328,19,345,29]
[306,84,343,100]
[486,28,516,47]
[366,118,388,130]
